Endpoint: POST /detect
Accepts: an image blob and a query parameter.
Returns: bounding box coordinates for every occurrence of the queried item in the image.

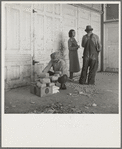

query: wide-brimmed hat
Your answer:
[85,25,93,32]
[50,52,60,61]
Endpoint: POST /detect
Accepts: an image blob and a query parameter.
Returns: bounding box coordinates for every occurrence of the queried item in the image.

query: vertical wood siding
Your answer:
[5,4,101,89]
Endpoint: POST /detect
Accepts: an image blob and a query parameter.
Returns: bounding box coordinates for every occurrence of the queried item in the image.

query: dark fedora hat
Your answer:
[85,25,93,32]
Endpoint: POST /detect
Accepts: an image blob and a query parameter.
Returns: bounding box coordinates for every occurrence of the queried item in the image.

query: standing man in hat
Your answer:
[79,25,102,85]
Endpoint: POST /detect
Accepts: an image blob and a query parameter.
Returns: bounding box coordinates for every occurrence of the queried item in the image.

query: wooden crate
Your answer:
[30,84,52,97]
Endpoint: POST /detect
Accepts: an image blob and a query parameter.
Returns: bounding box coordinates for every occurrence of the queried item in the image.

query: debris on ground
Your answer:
[85,106,89,109]
[46,109,55,113]
[78,91,91,98]
[79,91,84,94]
[33,110,37,113]
[106,90,113,92]
[12,105,16,108]
[67,93,72,96]
[33,102,84,114]
[30,101,35,104]
[92,103,97,107]
[5,73,118,114]
[72,93,79,97]
[67,90,91,98]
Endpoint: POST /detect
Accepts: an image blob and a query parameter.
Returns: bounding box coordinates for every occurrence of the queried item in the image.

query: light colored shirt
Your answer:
[82,33,102,51]
[42,59,67,76]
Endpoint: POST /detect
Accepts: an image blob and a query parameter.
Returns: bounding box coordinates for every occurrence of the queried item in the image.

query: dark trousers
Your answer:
[48,71,68,89]
[79,57,98,85]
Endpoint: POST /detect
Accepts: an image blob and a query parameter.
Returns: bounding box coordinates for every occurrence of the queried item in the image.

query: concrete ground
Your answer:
[5,72,119,114]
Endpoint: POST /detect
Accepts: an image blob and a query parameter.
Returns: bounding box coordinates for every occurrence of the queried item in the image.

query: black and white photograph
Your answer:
[1,1,121,148]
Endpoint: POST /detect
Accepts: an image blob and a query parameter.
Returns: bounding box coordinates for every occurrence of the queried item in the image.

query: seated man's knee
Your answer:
[58,74,68,83]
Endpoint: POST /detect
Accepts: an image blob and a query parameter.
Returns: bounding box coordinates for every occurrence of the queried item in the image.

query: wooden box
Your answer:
[35,86,52,97]
[30,83,52,97]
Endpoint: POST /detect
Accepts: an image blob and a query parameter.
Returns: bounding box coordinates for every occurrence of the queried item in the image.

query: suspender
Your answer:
[83,33,98,57]
[90,33,93,39]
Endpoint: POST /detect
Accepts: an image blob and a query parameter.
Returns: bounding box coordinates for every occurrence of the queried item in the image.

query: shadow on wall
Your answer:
[56,33,70,76]
[56,33,82,77]
[56,33,67,60]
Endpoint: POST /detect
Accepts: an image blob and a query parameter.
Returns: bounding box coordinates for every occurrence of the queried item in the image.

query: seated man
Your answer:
[42,52,68,89]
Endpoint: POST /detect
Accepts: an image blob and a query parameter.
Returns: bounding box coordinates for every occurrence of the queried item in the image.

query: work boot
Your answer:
[60,83,67,90]
[79,79,88,85]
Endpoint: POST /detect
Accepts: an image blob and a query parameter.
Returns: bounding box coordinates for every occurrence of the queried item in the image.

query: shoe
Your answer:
[88,83,95,85]
[60,84,67,90]
[79,81,88,85]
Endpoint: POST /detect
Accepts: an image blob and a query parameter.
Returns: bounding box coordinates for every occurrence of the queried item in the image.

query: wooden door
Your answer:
[5,4,33,89]
[33,4,62,80]
[104,22,119,72]
[32,4,46,80]
[4,3,102,89]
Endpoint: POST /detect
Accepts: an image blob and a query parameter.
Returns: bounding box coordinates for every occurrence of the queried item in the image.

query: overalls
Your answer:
[79,34,99,85]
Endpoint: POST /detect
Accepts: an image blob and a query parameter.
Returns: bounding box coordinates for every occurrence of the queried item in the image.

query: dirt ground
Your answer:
[5,72,119,114]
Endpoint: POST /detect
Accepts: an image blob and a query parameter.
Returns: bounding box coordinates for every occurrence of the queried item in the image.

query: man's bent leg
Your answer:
[79,58,89,84]
[88,59,98,85]
[58,74,68,90]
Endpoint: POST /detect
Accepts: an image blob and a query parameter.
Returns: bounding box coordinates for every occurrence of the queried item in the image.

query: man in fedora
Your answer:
[79,25,102,85]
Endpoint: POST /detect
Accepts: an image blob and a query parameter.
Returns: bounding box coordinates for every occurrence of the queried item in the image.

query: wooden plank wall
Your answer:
[4,3,101,89]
